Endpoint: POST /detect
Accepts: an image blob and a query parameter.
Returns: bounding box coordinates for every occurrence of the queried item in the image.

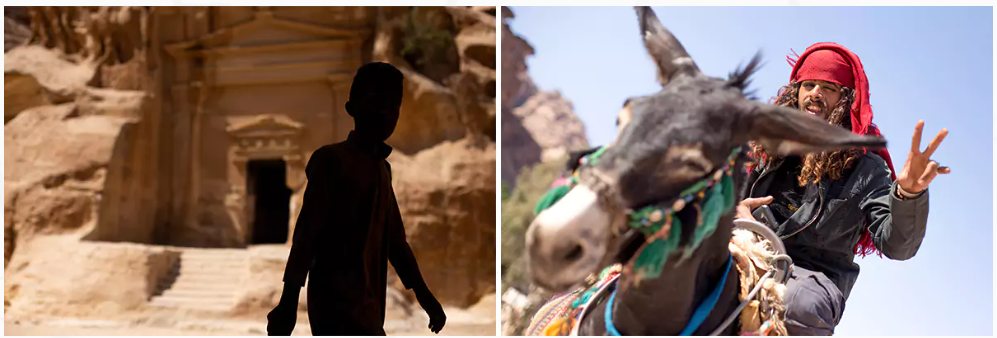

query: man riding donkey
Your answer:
[735,42,949,335]
[534,42,950,336]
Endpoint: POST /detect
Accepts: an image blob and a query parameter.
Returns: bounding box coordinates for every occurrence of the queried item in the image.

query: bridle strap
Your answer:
[604,254,734,336]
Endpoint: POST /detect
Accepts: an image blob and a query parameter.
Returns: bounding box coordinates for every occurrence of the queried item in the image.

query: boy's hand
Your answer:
[415,287,446,334]
[267,285,300,336]
[267,301,297,336]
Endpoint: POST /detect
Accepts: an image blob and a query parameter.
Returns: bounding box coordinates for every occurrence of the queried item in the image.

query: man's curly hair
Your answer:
[748,82,862,186]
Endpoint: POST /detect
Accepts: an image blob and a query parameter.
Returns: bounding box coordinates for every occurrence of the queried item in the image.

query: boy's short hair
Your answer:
[348,62,404,103]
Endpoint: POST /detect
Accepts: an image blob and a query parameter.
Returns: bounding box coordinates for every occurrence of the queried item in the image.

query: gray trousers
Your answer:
[783,266,846,336]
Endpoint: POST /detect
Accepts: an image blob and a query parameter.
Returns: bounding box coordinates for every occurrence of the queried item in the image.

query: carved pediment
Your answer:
[227,115,304,159]
[166,7,370,54]
[227,114,304,139]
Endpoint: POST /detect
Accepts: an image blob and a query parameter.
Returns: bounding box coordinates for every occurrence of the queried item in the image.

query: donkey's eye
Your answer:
[680,153,712,173]
[663,144,713,178]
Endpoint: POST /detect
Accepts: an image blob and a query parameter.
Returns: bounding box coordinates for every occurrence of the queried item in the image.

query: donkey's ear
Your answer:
[740,102,886,156]
[634,6,701,87]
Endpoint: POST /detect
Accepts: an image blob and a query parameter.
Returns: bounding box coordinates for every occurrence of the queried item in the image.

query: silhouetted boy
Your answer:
[267,62,446,336]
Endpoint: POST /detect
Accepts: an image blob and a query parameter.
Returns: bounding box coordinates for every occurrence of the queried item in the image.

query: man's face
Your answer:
[352,86,402,141]
[796,80,843,120]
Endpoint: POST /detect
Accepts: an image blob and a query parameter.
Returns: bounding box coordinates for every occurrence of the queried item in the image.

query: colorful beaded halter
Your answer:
[535,146,742,280]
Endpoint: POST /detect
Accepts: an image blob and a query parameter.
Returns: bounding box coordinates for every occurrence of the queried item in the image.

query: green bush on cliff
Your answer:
[501,159,565,291]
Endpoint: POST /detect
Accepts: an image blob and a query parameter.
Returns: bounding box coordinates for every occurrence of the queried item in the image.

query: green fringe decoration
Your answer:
[587,147,608,166]
[534,184,572,215]
[634,217,682,279]
[627,207,669,236]
[721,174,735,210]
[683,173,735,259]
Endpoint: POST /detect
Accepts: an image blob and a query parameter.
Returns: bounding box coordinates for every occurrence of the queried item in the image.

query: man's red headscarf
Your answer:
[788,42,894,257]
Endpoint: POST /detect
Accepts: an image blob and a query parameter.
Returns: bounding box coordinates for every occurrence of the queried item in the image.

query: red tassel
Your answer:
[785,48,801,68]
[745,149,768,174]
[854,225,882,258]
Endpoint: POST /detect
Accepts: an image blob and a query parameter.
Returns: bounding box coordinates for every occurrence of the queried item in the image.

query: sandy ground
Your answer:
[5,296,497,336]
[4,322,496,336]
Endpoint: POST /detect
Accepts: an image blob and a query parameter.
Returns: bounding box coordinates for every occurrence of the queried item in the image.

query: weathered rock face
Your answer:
[500,109,541,189]
[377,6,496,155]
[4,237,178,320]
[388,137,496,307]
[4,6,158,253]
[4,6,179,317]
[389,67,466,155]
[4,45,98,122]
[499,8,541,188]
[2,101,151,268]
[500,7,587,188]
[4,7,30,52]
[500,7,537,112]
[3,44,155,266]
[512,91,588,162]
[23,7,147,67]
[371,8,497,308]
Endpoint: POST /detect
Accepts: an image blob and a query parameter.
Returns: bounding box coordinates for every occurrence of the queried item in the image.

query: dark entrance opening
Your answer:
[246,159,291,244]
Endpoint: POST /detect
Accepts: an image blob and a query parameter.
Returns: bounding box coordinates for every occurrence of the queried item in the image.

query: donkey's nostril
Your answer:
[564,244,584,262]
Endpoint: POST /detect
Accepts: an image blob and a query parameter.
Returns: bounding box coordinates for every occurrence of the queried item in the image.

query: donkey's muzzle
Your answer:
[525,185,612,292]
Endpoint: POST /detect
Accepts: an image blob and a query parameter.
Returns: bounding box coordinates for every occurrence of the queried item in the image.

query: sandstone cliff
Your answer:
[500,7,588,188]
[373,6,497,308]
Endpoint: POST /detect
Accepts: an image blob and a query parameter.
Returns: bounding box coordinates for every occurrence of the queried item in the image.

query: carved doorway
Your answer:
[246,159,291,244]
[227,114,307,246]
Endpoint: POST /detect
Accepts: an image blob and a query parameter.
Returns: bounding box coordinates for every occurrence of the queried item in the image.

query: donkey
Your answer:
[524,6,886,336]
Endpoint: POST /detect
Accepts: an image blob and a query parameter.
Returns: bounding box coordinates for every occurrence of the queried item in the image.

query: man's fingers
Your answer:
[742,196,773,207]
[938,166,951,174]
[923,128,948,157]
[918,161,940,186]
[910,120,925,154]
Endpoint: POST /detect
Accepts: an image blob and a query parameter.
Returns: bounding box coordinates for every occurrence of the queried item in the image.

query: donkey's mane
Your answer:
[726,52,764,100]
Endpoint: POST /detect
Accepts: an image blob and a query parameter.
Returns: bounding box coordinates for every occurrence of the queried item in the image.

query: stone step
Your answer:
[177,255,248,262]
[175,262,243,269]
[160,288,236,299]
[156,280,242,293]
[179,250,250,259]
[156,280,242,292]
[156,270,244,286]
[174,264,249,275]
[157,280,242,291]
[151,292,236,303]
[148,297,235,312]
[176,259,247,267]
[146,248,253,312]
[162,272,246,284]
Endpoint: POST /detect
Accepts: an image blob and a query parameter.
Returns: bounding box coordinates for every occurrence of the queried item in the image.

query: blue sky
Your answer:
[507,6,992,335]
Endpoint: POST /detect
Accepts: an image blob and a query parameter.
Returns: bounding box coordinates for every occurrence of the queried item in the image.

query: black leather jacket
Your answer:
[742,153,930,299]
